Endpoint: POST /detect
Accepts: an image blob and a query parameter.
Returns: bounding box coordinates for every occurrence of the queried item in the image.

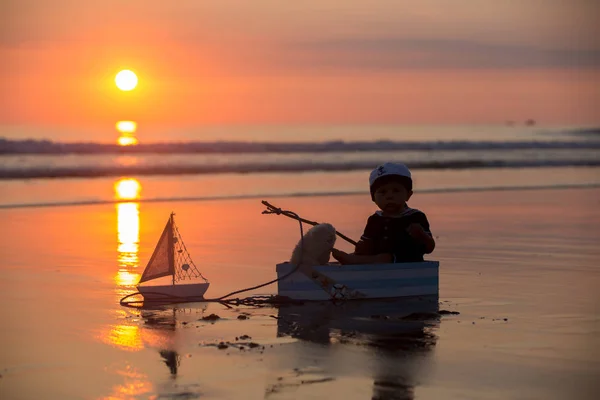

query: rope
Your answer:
[119,204,308,308]
[209,211,305,301]
[119,201,363,308]
[261,200,357,246]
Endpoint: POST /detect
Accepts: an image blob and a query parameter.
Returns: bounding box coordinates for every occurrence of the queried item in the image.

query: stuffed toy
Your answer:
[290,223,337,266]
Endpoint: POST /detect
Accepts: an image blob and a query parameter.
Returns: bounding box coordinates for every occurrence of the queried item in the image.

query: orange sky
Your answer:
[1,0,599,128]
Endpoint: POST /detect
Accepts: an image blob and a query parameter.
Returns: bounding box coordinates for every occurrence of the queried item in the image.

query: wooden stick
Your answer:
[261,200,358,246]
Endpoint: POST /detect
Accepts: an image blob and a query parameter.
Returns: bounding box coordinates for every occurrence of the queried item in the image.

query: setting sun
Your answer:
[115,70,138,91]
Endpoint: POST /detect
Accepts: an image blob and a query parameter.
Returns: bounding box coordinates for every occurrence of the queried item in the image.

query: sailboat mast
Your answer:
[170,212,175,286]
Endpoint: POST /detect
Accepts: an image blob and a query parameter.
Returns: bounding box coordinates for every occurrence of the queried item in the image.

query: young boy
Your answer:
[332,162,435,264]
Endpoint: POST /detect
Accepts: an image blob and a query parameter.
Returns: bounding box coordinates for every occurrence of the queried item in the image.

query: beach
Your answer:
[4,0,600,397]
[1,185,599,399]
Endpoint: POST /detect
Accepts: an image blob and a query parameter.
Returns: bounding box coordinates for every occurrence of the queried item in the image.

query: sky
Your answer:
[1,0,599,128]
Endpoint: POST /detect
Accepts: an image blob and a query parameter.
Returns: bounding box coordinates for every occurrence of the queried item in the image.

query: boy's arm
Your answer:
[332,249,393,265]
[406,211,435,253]
[407,223,435,253]
[354,214,378,255]
[354,238,373,255]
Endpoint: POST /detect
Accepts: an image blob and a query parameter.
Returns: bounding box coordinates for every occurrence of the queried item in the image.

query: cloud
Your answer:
[281,38,600,70]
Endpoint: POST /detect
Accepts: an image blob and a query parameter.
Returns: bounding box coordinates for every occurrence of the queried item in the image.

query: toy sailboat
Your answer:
[137,213,210,301]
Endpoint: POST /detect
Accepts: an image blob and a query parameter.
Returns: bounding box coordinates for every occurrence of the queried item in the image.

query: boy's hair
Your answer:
[369,162,413,200]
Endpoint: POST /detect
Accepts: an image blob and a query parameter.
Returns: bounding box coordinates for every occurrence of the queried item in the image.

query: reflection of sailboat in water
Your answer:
[137,213,210,301]
[159,349,180,376]
[276,296,440,400]
[139,307,181,376]
[138,303,208,379]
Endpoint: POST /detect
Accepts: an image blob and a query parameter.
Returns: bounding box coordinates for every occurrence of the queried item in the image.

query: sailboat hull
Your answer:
[137,282,210,300]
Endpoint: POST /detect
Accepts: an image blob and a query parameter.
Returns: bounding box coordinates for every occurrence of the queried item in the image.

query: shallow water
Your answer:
[2,166,599,209]
[0,187,599,399]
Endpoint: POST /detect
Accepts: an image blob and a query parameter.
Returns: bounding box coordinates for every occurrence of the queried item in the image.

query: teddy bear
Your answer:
[289,223,337,267]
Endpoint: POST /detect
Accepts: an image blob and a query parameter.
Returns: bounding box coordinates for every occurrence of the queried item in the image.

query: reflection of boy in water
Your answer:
[274,299,439,400]
[333,162,435,264]
[370,329,438,400]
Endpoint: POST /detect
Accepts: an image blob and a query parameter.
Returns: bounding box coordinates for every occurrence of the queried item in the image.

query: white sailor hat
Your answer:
[369,162,412,199]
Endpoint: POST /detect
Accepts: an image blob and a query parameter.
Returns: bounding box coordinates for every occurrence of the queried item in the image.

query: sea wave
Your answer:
[1,137,600,155]
[564,127,600,137]
[1,183,598,209]
[2,159,599,179]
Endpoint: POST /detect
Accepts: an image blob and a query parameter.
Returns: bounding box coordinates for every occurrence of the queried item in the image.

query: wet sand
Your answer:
[1,188,599,399]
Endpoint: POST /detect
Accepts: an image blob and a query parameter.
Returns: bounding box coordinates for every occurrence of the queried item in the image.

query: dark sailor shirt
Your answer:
[354,207,432,263]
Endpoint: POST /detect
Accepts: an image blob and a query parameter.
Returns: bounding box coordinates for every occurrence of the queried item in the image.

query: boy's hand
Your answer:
[407,223,436,253]
[331,248,349,264]
[407,223,426,238]
[354,239,373,255]
[331,248,345,258]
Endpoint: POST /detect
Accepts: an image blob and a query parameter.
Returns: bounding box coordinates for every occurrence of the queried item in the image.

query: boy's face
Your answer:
[373,181,412,214]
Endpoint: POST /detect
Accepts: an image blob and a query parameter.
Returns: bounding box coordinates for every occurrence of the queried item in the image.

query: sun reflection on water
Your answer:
[117,204,139,254]
[117,136,139,146]
[115,178,142,288]
[116,202,140,286]
[115,178,141,201]
[116,120,137,133]
[115,269,139,287]
[101,364,153,400]
[102,324,144,352]
[116,120,138,146]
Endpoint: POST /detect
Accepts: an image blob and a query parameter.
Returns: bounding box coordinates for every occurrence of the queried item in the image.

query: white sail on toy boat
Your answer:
[137,213,210,301]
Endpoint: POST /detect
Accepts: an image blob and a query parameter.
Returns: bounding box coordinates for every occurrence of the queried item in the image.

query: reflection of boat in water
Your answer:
[137,213,210,301]
[140,307,181,376]
[138,303,208,377]
[277,295,439,341]
[276,295,440,399]
[101,303,210,399]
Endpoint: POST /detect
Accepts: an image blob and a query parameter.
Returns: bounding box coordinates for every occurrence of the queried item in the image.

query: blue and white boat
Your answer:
[276,261,439,301]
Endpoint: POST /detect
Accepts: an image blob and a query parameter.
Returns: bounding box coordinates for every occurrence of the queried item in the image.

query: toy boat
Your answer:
[276,261,439,301]
[137,213,210,301]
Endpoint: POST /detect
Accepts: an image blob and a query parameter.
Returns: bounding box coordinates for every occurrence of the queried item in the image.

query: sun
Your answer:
[115,70,138,91]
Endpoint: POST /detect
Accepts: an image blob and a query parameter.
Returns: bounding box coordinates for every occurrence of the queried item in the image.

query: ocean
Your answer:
[1,124,599,399]
[1,124,599,209]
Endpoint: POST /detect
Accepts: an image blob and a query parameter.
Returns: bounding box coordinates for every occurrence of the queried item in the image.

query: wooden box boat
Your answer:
[276,261,439,301]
